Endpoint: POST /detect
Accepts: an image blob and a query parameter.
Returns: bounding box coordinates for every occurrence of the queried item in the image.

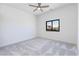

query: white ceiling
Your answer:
[1,3,71,15]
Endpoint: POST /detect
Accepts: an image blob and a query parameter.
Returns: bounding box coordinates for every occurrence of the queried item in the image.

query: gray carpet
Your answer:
[0,38,78,56]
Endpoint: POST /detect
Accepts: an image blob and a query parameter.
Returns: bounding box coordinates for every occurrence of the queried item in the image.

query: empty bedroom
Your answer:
[0,3,78,56]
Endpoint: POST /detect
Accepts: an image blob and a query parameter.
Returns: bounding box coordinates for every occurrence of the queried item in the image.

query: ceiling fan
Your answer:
[29,3,49,12]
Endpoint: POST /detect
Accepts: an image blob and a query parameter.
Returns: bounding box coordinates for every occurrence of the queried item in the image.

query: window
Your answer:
[46,19,60,32]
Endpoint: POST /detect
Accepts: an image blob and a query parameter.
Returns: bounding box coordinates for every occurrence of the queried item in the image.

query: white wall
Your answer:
[37,4,78,44]
[0,5,36,47]
[78,3,79,55]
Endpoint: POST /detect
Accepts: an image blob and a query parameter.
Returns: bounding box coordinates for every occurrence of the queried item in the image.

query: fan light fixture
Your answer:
[38,8,41,10]
[29,3,49,12]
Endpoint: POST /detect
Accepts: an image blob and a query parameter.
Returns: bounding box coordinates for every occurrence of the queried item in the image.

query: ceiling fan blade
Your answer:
[40,5,49,8]
[40,8,43,12]
[33,8,38,12]
[29,5,37,7]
